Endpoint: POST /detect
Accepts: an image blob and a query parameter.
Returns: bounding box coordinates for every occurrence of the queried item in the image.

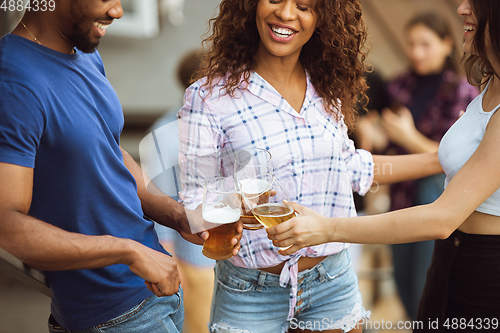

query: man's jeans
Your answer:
[48,289,184,333]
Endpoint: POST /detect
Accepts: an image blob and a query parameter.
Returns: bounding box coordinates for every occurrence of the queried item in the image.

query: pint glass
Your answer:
[202,177,241,260]
[234,148,273,229]
[242,173,295,249]
[242,173,295,228]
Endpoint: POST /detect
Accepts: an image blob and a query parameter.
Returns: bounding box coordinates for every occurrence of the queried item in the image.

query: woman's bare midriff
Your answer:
[259,256,328,275]
[458,211,500,235]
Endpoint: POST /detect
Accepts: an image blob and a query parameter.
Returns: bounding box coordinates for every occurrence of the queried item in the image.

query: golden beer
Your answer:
[252,203,295,228]
[240,178,271,229]
[202,205,240,260]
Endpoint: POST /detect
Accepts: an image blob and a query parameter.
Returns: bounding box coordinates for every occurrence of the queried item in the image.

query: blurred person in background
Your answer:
[353,70,391,155]
[381,11,478,321]
[151,49,215,333]
[349,69,391,275]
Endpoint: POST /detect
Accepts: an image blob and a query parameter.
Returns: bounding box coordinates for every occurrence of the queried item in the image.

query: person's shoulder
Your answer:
[0,34,34,71]
[0,35,44,91]
[0,33,21,50]
[186,76,207,91]
[185,76,229,99]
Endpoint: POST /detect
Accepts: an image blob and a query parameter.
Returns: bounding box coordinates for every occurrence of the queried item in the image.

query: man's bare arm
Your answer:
[0,162,180,295]
[120,147,245,251]
[120,147,188,232]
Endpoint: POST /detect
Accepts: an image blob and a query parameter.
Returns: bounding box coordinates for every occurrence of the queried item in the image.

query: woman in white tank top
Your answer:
[268,1,500,330]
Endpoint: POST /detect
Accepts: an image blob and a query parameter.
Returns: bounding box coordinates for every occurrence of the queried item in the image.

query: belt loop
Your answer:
[317,264,326,283]
[256,271,267,292]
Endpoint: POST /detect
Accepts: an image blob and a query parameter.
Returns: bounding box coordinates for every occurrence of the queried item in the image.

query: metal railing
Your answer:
[0,247,51,298]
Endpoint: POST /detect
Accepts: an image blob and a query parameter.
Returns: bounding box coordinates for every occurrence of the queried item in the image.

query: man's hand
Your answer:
[179,230,208,246]
[126,240,181,297]
[179,218,244,257]
[183,206,244,256]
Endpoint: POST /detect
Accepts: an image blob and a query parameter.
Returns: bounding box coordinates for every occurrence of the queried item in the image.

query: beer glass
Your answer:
[234,148,273,230]
[202,177,242,260]
[241,173,295,228]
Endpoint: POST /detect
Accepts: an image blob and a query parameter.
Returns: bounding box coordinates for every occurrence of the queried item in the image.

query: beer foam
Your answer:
[203,205,241,224]
[240,178,271,195]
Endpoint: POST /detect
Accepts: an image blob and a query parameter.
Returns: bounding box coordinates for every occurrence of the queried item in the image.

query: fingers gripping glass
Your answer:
[202,177,242,260]
[234,148,273,230]
[241,173,295,249]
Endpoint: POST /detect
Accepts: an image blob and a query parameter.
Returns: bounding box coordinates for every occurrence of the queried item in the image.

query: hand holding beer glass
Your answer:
[202,177,242,260]
[241,173,295,249]
[234,148,273,230]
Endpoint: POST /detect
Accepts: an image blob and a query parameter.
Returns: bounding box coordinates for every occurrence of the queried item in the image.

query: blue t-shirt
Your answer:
[0,34,169,330]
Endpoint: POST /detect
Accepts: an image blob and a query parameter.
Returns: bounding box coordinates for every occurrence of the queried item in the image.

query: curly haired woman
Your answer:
[177,1,442,332]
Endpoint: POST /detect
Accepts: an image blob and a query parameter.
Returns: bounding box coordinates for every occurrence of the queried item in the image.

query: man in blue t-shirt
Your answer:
[0,1,242,332]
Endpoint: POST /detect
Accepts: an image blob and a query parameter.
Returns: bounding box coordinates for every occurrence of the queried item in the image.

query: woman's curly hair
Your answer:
[196,0,369,130]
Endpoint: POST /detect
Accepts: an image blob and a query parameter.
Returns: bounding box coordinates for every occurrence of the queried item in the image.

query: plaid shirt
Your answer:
[387,70,479,210]
[178,71,374,319]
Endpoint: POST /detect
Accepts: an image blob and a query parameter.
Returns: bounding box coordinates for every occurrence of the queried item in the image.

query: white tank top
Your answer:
[438,81,500,216]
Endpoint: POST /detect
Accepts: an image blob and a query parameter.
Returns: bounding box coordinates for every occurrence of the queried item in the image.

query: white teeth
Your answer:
[464,25,475,32]
[93,22,110,31]
[271,25,294,38]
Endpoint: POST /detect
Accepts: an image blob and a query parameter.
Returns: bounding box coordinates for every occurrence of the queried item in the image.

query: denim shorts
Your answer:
[209,250,370,333]
[48,289,183,333]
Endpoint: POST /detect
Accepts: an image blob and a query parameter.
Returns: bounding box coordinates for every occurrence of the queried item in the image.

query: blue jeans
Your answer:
[210,250,370,333]
[48,290,184,333]
[391,174,443,320]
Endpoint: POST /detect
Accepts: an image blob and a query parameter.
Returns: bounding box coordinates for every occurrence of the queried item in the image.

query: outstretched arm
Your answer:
[372,152,442,185]
[120,147,243,253]
[268,110,500,253]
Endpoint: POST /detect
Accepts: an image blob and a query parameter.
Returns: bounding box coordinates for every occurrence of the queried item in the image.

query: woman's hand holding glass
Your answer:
[266,202,335,255]
[241,173,296,250]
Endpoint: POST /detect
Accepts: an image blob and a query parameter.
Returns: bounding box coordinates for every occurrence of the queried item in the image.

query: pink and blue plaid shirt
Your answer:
[178,71,374,319]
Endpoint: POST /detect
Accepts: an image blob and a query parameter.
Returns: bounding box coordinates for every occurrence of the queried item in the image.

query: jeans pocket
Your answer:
[324,252,352,281]
[173,290,182,311]
[217,272,254,294]
[96,296,150,329]
[95,294,184,333]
